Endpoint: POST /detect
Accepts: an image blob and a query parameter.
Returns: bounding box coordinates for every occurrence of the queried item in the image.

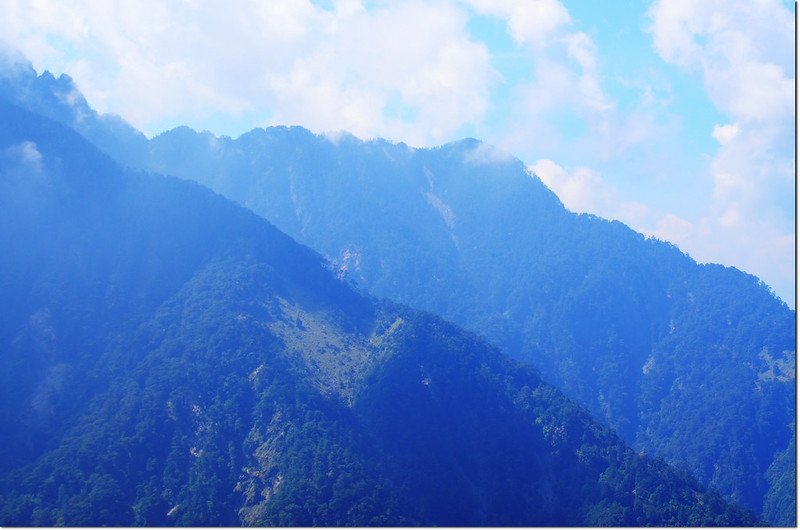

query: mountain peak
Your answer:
[0,59,148,168]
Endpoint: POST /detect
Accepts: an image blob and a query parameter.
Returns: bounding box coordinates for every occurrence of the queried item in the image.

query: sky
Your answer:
[0,0,795,306]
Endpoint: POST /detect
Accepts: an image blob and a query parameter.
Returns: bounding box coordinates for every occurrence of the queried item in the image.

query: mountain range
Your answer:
[0,56,794,525]
[139,99,795,523]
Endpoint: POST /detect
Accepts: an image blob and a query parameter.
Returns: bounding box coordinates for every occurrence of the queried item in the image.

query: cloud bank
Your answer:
[0,0,495,145]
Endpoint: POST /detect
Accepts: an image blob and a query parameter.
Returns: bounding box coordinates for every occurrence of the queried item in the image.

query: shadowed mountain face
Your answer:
[0,101,760,527]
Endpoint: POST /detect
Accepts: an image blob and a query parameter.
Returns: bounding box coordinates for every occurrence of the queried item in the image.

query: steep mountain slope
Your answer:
[138,124,795,522]
[0,102,758,526]
[0,53,148,168]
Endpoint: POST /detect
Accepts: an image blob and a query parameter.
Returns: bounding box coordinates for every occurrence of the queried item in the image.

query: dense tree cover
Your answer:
[761,431,796,527]
[0,102,758,526]
[3,62,794,520]
[355,312,756,526]
[124,122,795,521]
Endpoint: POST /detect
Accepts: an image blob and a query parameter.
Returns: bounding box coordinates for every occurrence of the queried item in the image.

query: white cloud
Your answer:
[5,140,42,168]
[463,0,621,165]
[2,141,45,180]
[531,159,612,214]
[0,0,496,144]
[463,142,513,165]
[15,141,43,165]
[648,0,795,304]
[261,1,495,145]
[717,206,742,228]
[463,0,571,47]
[711,123,739,145]
[649,0,793,125]
[529,159,649,228]
[648,213,694,245]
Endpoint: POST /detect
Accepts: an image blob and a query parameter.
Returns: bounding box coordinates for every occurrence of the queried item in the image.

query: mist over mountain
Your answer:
[0,100,762,526]
[0,58,794,526]
[0,52,148,168]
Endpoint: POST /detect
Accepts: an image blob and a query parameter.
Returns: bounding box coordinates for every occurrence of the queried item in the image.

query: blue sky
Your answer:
[0,0,795,305]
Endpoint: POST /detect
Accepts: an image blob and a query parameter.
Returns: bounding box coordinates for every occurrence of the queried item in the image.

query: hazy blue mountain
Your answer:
[0,53,148,168]
[0,101,759,526]
[137,124,795,521]
[0,56,793,523]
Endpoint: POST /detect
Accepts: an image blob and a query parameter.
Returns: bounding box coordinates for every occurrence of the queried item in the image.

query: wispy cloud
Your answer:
[463,142,514,166]
[530,159,650,227]
[5,139,42,169]
[463,0,571,47]
[463,0,616,160]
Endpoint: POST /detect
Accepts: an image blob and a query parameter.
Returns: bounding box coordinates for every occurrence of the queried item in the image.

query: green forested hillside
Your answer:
[0,101,758,526]
[130,124,795,521]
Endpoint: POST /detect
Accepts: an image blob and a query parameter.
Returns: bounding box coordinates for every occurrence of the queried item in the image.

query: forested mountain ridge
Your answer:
[0,53,148,168]
[135,124,795,523]
[0,101,763,526]
[0,57,794,524]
